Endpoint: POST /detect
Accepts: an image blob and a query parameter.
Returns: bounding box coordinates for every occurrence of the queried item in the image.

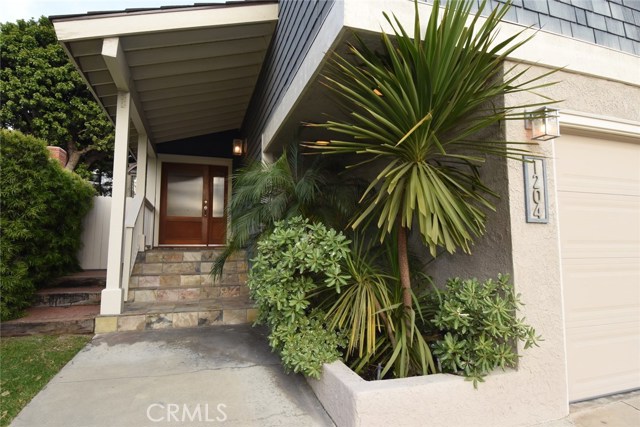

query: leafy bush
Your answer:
[247,217,350,378]
[428,274,541,387]
[0,130,94,320]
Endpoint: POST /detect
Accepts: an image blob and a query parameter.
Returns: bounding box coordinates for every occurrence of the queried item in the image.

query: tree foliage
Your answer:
[0,130,95,320]
[0,17,114,173]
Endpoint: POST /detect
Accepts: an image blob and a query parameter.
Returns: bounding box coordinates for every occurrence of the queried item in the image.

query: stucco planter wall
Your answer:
[307,361,571,427]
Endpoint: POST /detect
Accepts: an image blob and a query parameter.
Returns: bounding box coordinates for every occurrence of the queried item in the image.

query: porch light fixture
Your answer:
[524,107,560,141]
[232,139,245,156]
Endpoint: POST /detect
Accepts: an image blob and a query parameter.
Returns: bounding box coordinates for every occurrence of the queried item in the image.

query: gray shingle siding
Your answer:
[472,0,640,55]
[549,0,578,21]
[523,0,550,13]
[243,0,335,160]
[540,14,564,32]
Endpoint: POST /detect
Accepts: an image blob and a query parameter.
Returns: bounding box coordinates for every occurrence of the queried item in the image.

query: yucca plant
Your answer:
[306,0,558,312]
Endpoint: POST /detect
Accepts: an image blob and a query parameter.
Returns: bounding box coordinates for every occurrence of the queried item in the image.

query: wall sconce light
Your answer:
[232,138,245,156]
[524,107,560,141]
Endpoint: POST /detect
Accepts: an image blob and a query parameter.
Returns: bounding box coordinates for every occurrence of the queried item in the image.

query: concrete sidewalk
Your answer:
[11,325,334,427]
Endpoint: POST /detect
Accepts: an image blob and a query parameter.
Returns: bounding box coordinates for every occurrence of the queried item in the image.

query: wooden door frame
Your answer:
[153,154,232,247]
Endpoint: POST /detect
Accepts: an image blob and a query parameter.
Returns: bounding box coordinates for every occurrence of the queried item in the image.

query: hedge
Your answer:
[0,130,94,320]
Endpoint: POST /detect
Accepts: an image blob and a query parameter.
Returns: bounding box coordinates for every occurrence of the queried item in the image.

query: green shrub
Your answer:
[0,130,94,320]
[428,274,541,387]
[247,217,350,378]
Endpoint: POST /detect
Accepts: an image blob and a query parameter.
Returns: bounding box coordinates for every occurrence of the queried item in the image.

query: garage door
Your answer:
[556,133,640,402]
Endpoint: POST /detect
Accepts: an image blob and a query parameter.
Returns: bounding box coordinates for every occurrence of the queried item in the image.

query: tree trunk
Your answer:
[397,225,412,311]
[64,139,100,171]
[65,149,81,171]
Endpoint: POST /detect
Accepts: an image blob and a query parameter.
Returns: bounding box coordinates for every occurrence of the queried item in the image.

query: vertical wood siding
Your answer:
[78,196,111,270]
[244,0,335,160]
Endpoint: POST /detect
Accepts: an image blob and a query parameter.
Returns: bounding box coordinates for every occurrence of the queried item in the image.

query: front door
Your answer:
[159,163,228,245]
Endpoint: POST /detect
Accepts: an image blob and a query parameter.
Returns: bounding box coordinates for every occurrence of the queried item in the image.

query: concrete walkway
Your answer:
[11,325,334,427]
[569,389,640,427]
[10,323,639,427]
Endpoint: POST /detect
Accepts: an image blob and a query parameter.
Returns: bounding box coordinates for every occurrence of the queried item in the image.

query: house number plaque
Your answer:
[523,156,548,223]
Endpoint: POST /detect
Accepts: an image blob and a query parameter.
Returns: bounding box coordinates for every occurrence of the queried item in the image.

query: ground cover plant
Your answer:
[0,335,91,426]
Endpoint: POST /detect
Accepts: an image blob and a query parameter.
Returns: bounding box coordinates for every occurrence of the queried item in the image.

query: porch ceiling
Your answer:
[51,2,278,144]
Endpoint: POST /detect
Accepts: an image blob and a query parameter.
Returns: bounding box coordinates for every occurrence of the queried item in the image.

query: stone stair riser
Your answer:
[1,319,95,336]
[129,273,247,289]
[132,261,248,277]
[128,286,248,303]
[95,308,257,333]
[33,293,101,307]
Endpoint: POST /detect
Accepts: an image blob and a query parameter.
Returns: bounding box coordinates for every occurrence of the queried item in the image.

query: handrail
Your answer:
[125,194,154,228]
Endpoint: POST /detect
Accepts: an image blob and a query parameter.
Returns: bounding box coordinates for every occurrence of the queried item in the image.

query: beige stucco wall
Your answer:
[541,67,640,121]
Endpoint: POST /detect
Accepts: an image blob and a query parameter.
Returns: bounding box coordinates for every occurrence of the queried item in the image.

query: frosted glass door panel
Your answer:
[211,177,225,218]
[167,173,203,217]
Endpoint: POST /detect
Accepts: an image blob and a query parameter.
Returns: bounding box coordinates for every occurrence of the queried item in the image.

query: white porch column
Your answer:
[136,133,149,252]
[145,142,158,248]
[145,142,157,203]
[136,134,148,197]
[101,90,131,315]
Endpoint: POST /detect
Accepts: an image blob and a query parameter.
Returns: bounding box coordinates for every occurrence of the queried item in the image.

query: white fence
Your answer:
[78,196,112,270]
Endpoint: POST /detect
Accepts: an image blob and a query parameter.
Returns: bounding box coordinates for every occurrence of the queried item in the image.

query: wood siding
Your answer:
[78,196,112,270]
[243,0,335,160]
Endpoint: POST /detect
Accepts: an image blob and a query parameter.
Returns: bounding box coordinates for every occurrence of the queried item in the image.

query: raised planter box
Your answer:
[307,361,571,427]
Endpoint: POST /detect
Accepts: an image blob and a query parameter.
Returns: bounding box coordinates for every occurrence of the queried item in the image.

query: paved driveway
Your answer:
[11,325,334,427]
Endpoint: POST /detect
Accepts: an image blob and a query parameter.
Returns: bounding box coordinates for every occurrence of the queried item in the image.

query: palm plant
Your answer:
[211,143,360,277]
[306,0,558,312]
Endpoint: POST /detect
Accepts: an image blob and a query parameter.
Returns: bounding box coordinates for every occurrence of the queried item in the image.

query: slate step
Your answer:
[135,248,243,264]
[0,305,99,337]
[34,285,103,307]
[132,249,246,276]
[45,270,107,288]
[95,298,256,333]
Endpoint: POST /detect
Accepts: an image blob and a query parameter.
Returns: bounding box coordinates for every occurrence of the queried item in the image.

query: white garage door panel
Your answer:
[557,133,640,402]
[559,193,640,259]
[563,259,640,319]
[567,326,639,400]
[557,135,640,196]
